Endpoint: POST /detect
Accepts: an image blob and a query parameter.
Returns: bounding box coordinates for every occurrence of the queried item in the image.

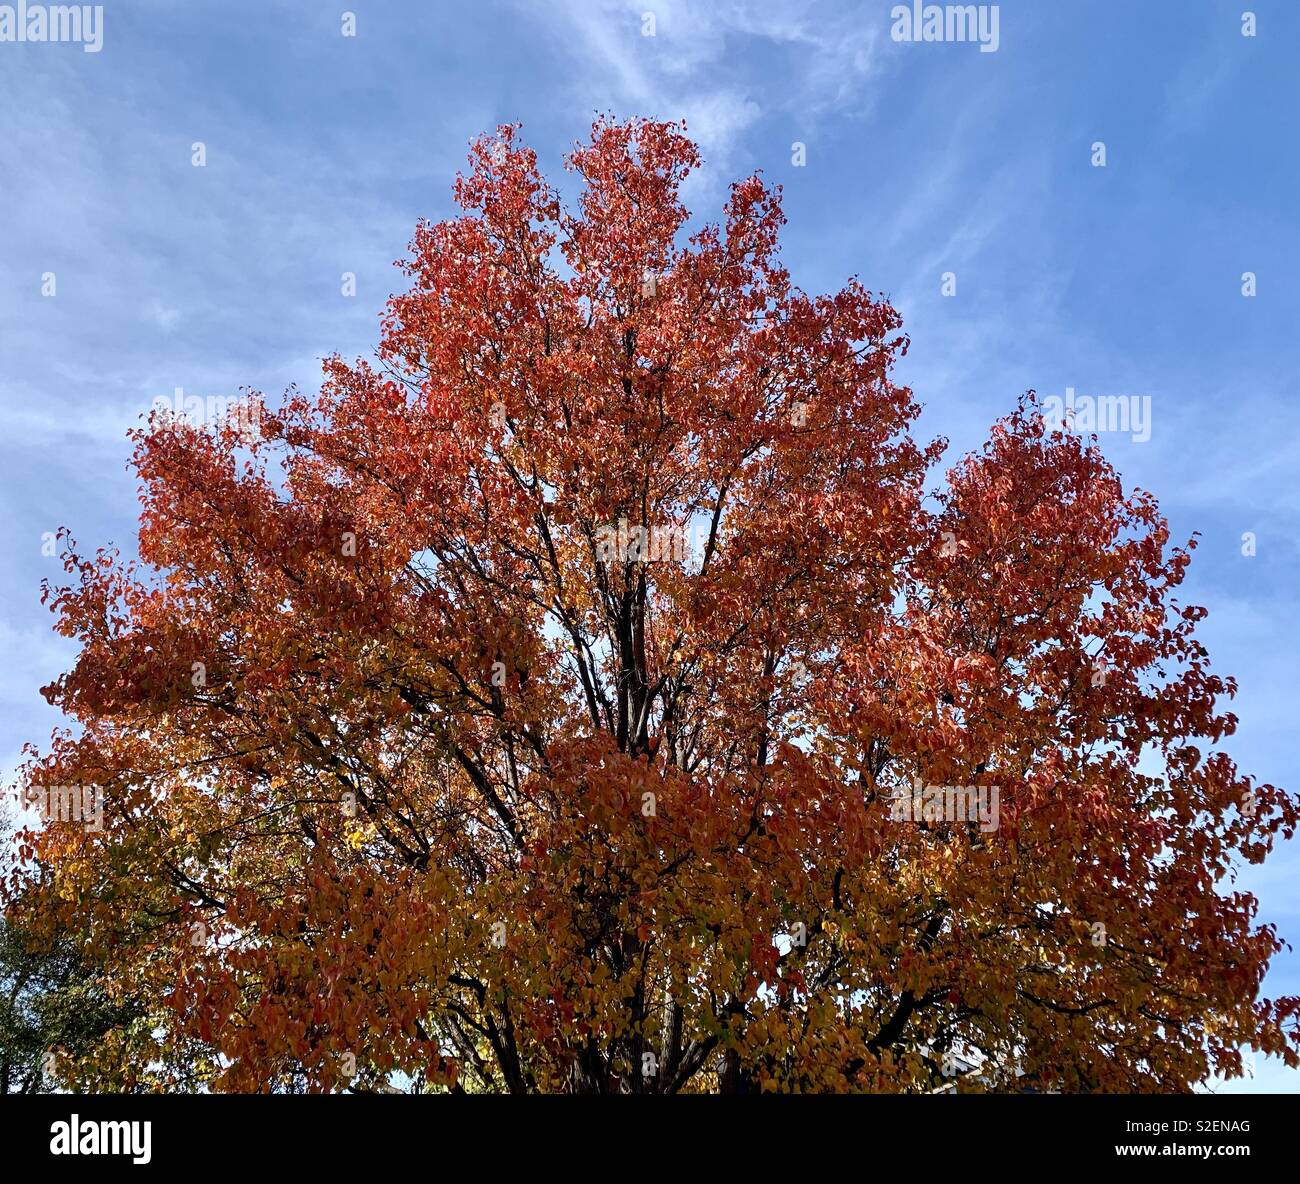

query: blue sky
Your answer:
[1,0,1297,1090]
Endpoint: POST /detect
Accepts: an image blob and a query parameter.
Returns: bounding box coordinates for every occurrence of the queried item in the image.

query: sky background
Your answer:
[1,0,1297,1090]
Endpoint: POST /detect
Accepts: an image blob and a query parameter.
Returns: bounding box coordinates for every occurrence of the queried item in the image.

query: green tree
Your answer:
[1,804,144,1093]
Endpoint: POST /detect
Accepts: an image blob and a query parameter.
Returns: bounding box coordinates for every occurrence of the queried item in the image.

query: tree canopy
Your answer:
[6,117,1297,1093]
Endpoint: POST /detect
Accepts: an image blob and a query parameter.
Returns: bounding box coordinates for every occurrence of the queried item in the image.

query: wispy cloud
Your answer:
[518,0,882,176]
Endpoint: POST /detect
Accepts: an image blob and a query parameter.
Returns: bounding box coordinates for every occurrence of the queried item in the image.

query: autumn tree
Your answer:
[7,117,1298,1093]
[0,803,146,1093]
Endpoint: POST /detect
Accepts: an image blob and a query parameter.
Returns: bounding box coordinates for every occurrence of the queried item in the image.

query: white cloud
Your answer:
[520,0,881,174]
[0,618,75,711]
[151,303,182,332]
